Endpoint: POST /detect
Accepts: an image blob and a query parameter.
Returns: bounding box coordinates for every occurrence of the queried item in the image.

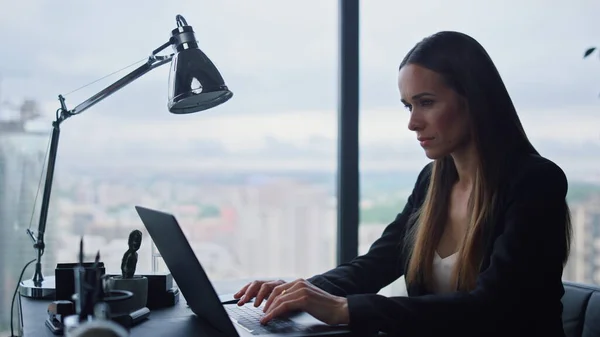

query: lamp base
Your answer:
[20,276,56,299]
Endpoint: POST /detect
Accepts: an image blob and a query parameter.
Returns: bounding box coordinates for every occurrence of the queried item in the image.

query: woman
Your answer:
[234,31,572,337]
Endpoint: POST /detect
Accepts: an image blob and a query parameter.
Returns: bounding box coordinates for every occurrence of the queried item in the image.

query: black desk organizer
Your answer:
[48,265,178,335]
[55,262,106,301]
[48,263,154,334]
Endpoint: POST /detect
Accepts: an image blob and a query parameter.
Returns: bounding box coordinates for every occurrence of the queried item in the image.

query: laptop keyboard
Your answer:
[225,304,306,335]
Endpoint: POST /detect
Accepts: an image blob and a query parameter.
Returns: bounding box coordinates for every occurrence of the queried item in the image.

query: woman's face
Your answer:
[398,64,471,160]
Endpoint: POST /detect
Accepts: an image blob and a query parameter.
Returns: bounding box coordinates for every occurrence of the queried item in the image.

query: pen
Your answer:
[92,251,101,304]
[77,237,85,321]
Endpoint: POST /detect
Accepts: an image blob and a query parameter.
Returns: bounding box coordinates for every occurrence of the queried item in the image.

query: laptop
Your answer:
[135,206,351,337]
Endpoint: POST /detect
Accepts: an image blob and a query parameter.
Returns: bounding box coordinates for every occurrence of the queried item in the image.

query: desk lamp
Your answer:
[19,14,233,299]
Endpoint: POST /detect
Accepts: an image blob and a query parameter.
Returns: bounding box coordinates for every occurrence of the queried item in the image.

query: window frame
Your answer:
[336,0,360,265]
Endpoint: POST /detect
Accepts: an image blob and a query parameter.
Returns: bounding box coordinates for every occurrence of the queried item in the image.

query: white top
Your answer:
[432,251,458,294]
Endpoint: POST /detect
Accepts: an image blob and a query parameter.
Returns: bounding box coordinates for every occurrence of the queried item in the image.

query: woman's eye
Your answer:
[403,100,432,112]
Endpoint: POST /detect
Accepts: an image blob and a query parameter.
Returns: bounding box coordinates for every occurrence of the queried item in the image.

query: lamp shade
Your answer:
[167,18,233,114]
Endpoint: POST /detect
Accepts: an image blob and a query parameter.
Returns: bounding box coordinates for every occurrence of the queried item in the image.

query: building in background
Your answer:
[0,122,55,332]
[564,197,600,284]
[231,178,337,279]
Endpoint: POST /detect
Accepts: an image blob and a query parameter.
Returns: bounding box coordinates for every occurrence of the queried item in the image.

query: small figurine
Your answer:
[121,230,142,279]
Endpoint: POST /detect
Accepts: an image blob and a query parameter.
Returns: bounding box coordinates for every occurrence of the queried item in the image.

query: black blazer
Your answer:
[308,153,569,337]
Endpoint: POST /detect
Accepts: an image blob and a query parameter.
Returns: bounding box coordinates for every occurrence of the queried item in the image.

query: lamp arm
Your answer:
[27,41,173,288]
[68,54,173,118]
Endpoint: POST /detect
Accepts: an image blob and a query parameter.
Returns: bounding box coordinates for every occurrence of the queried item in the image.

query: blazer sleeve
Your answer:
[344,159,570,336]
[307,163,431,297]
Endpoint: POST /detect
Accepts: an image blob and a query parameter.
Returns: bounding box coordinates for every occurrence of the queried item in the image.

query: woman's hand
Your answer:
[234,279,287,307]
[260,279,349,326]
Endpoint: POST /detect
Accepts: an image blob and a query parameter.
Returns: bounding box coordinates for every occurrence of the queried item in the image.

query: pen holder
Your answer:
[71,290,133,314]
[105,276,148,315]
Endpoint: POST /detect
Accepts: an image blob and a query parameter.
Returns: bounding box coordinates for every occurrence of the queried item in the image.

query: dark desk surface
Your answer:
[20,279,251,337]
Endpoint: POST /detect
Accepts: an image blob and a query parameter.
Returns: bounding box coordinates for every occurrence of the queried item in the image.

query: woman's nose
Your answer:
[408,113,424,132]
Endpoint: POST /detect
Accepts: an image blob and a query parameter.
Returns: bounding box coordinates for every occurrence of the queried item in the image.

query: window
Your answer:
[0,1,338,333]
[358,0,600,296]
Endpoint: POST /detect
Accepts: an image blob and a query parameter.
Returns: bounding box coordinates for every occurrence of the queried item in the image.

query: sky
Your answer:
[1,0,600,174]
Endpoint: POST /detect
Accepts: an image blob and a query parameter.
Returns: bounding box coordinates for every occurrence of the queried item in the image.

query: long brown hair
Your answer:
[400,32,572,291]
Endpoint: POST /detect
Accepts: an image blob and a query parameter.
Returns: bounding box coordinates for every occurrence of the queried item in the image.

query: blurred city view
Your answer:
[3,117,600,334]
[1,0,600,335]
